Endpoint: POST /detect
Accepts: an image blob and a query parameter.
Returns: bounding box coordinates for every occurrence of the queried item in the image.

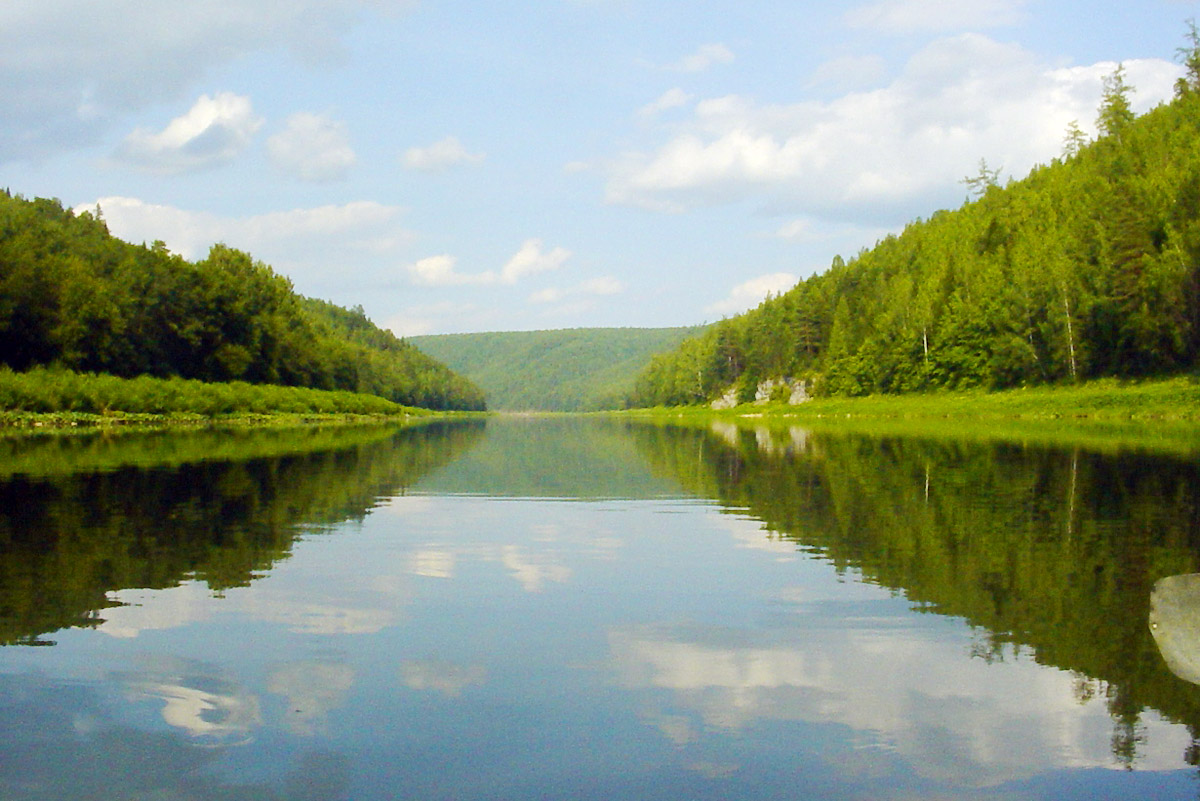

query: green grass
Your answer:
[628,376,1200,421]
[0,366,434,428]
[618,376,1200,456]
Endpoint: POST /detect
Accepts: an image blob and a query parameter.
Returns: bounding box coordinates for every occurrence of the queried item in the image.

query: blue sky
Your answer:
[0,1,1194,335]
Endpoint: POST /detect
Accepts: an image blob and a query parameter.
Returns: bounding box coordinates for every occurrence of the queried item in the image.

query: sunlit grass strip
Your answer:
[618,376,1200,455]
[0,366,423,422]
[760,376,1200,421]
[627,376,1200,422]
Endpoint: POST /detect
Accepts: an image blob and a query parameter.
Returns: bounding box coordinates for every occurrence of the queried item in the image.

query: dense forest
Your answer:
[0,193,485,411]
[412,326,705,411]
[630,44,1200,407]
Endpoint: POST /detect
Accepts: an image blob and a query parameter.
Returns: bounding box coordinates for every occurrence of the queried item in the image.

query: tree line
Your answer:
[0,193,485,411]
[630,34,1200,407]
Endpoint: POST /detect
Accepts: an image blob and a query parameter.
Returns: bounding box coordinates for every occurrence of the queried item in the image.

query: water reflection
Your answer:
[0,420,484,646]
[268,661,356,736]
[120,657,262,746]
[2,417,1199,799]
[624,418,1200,772]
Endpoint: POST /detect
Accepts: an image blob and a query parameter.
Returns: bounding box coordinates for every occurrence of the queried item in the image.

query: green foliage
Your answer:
[0,195,485,411]
[411,326,706,411]
[0,365,414,418]
[631,43,1200,408]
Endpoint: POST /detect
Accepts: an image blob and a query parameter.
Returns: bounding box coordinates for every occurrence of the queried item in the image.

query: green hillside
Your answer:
[412,326,705,411]
[0,193,485,411]
[631,57,1200,407]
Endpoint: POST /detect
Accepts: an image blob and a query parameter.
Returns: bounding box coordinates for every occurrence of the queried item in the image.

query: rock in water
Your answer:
[1150,573,1200,685]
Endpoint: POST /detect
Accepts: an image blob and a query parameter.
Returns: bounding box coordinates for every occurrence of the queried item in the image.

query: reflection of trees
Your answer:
[0,420,484,645]
[625,420,1200,767]
[415,416,683,499]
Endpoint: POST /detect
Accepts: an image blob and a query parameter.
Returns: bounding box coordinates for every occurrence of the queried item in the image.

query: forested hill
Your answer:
[0,192,486,411]
[411,326,705,411]
[631,59,1200,407]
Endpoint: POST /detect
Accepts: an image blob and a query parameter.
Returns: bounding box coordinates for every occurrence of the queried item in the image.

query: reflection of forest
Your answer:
[625,420,1200,766]
[0,420,484,645]
[414,416,685,499]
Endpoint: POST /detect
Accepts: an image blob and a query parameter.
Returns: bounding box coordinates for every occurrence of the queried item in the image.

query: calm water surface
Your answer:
[2,417,1200,799]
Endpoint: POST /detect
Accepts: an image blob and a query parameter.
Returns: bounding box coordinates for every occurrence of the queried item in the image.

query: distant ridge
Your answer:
[411,327,706,411]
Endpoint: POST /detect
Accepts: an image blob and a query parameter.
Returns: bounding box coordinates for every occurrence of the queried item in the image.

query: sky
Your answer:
[1,0,1195,336]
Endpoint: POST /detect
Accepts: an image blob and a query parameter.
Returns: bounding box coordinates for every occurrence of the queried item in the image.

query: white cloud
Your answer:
[668,43,735,73]
[530,276,623,304]
[82,196,411,262]
[0,1,414,160]
[607,36,1181,220]
[639,88,693,117]
[115,92,262,174]
[845,0,1029,33]
[267,112,356,181]
[706,273,797,316]
[406,254,488,287]
[402,135,485,171]
[501,239,571,283]
[78,197,416,307]
[405,239,570,288]
[774,218,815,241]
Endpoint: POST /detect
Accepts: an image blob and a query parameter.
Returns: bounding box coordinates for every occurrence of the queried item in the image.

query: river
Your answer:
[1,416,1198,800]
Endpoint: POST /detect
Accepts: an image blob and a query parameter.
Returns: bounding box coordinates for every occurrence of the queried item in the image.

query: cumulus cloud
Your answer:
[607,35,1181,220]
[115,92,262,174]
[639,88,693,117]
[402,136,485,171]
[406,239,571,287]
[706,273,797,316]
[267,112,356,181]
[0,1,414,160]
[501,239,571,283]
[78,196,416,308]
[530,276,624,304]
[667,43,735,73]
[406,254,486,287]
[83,195,411,261]
[845,0,1029,32]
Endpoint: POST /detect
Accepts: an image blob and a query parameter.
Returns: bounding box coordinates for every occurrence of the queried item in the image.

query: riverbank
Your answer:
[627,375,1200,422]
[619,375,1200,456]
[0,366,479,431]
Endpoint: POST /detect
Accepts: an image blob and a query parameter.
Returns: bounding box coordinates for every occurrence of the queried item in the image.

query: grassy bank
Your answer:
[0,366,436,429]
[630,376,1200,422]
[620,376,1200,456]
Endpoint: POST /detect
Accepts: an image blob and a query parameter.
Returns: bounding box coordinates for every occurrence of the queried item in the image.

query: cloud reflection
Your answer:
[268,661,356,736]
[120,659,261,746]
[609,618,1190,787]
[400,660,487,696]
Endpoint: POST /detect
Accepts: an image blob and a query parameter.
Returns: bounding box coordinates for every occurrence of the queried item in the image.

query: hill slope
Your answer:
[412,327,705,411]
[0,193,485,410]
[631,61,1200,407]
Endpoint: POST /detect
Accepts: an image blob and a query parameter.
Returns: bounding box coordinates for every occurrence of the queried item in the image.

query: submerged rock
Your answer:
[1149,573,1200,685]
